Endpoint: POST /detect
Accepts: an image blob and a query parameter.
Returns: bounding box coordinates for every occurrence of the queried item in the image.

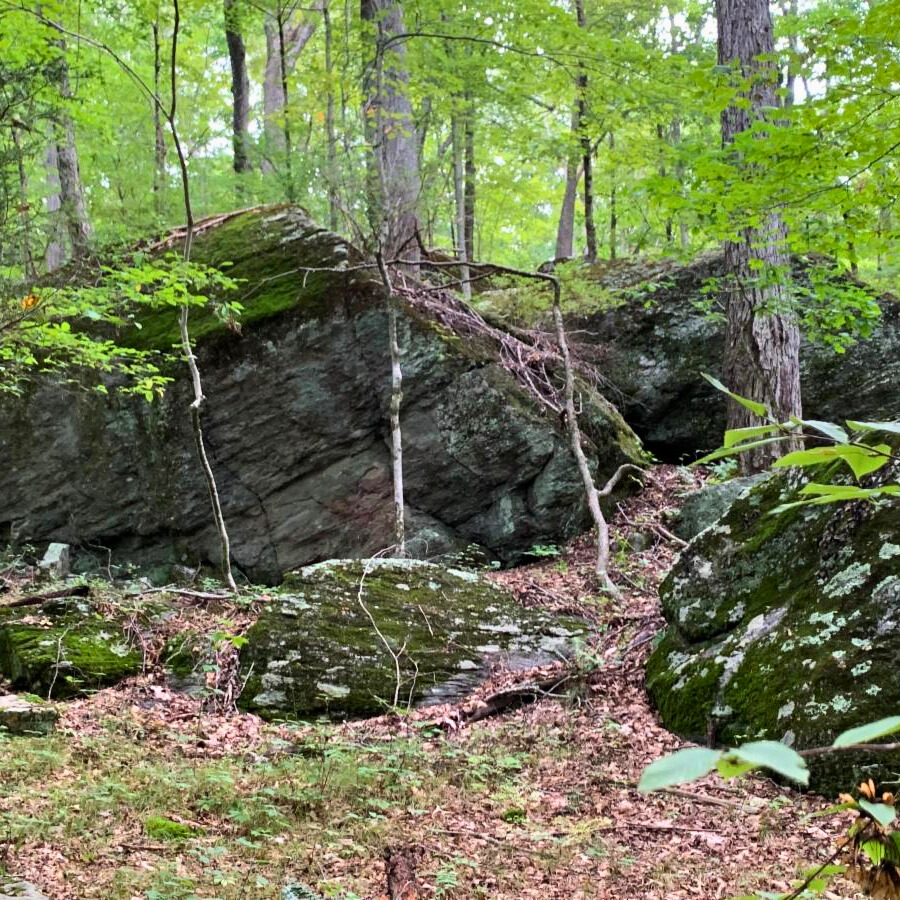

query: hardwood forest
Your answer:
[1,0,900,897]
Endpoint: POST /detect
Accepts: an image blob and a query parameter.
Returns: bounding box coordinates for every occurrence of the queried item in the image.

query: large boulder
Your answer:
[646,462,900,796]
[237,558,586,719]
[566,254,897,460]
[0,207,644,582]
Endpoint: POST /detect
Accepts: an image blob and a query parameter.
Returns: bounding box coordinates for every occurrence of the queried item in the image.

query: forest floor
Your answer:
[0,466,863,900]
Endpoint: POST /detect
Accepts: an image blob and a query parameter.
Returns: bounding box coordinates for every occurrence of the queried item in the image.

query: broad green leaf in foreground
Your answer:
[833,716,900,748]
[637,747,722,792]
[729,741,809,786]
[858,799,896,828]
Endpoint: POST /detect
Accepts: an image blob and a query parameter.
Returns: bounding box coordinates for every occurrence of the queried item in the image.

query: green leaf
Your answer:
[694,437,787,466]
[833,716,900,748]
[723,425,781,448]
[862,840,886,865]
[788,417,849,444]
[838,444,892,479]
[859,799,896,828]
[702,373,770,418]
[847,420,900,436]
[637,747,722,792]
[716,756,755,780]
[729,740,809,786]
[772,446,842,469]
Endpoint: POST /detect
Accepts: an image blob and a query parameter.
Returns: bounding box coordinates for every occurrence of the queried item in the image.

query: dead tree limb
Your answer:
[5,584,90,608]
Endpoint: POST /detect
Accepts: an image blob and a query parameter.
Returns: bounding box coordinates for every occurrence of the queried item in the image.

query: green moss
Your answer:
[122,207,354,352]
[646,632,723,740]
[143,815,202,841]
[0,619,142,699]
[239,559,586,720]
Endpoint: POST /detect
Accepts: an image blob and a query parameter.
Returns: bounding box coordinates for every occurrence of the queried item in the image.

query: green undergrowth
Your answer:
[0,707,606,898]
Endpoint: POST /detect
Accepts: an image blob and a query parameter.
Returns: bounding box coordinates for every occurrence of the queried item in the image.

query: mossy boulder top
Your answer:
[237,559,587,720]
[1,206,644,582]
[0,597,142,700]
[646,463,900,797]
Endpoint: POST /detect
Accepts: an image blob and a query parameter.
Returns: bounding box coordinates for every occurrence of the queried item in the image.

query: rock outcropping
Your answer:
[237,559,586,719]
[646,463,900,796]
[0,207,644,582]
[567,255,898,459]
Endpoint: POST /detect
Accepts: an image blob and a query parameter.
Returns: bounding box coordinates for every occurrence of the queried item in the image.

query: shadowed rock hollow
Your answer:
[0,206,644,582]
[564,254,898,460]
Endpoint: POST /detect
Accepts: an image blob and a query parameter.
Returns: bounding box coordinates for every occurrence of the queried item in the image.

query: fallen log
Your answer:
[4,584,90,609]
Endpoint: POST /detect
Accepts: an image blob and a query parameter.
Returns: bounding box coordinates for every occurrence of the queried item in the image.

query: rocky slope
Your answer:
[0,207,644,582]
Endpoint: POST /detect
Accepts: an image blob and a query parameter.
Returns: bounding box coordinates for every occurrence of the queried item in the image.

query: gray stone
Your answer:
[0,207,644,583]
[236,558,587,720]
[671,474,768,541]
[0,881,51,900]
[39,543,70,578]
[0,694,58,736]
[646,456,900,796]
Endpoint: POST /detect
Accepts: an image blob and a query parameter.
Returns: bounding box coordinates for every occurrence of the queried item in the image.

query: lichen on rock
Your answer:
[646,457,900,796]
[237,558,587,720]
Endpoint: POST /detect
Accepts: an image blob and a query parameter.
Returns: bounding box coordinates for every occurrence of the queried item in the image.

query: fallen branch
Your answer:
[5,584,90,608]
[445,672,576,728]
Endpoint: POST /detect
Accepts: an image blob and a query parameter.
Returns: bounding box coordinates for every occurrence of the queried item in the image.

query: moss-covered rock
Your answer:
[0,601,142,699]
[237,559,587,720]
[646,461,900,797]
[558,254,898,460]
[0,206,644,582]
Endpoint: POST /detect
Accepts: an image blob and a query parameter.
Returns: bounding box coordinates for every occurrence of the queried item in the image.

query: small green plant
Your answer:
[524,543,560,559]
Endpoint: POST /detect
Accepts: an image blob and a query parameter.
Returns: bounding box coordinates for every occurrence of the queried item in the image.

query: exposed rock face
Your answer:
[646,464,900,796]
[0,694,58,735]
[671,474,768,542]
[568,255,897,460]
[0,207,644,582]
[237,559,586,720]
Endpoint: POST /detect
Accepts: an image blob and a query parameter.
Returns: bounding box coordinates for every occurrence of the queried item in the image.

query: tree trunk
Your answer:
[324,5,339,230]
[451,114,471,297]
[657,123,673,244]
[463,95,476,262]
[555,105,580,259]
[43,140,66,271]
[361,0,420,260]
[47,33,91,262]
[262,0,329,174]
[152,10,167,216]
[224,0,252,180]
[608,131,617,260]
[717,0,801,471]
[575,0,596,262]
[12,126,36,280]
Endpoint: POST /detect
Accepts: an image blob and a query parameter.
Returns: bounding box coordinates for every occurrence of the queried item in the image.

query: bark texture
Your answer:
[717,0,801,470]
[224,0,252,176]
[262,1,329,169]
[362,0,420,260]
[45,35,92,265]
